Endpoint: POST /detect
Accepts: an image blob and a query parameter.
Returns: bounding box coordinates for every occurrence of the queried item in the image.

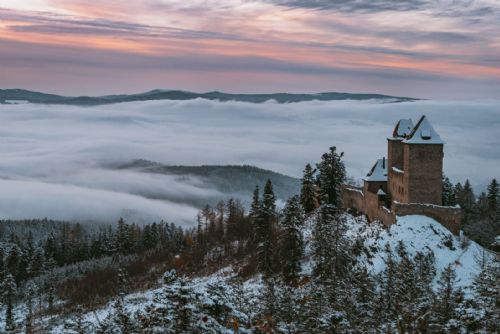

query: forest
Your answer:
[0,147,498,333]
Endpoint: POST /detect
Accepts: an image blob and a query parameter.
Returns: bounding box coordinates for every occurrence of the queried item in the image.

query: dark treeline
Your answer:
[442,175,500,247]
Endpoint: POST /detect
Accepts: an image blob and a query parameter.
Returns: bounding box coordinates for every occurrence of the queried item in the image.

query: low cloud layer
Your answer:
[0,99,498,225]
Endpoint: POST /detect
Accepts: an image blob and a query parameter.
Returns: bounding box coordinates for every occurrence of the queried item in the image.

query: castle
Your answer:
[342,115,461,234]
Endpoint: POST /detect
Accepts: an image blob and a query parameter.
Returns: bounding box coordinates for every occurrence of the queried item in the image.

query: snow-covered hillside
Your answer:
[352,215,485,290]
[31,214,489,333]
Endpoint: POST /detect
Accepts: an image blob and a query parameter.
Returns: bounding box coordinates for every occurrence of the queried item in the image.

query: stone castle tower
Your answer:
[342,115,461,234]
[387,115,444,205]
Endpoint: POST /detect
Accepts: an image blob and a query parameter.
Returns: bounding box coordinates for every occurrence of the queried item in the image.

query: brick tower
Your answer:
[387,115,444,205]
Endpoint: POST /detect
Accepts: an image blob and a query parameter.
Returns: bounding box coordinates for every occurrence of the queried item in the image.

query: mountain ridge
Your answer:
[0,88,419,106]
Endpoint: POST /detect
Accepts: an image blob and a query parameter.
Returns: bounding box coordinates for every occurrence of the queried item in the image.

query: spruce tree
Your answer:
[0,247,5,284]
[442,174,456,206]
[458,180,475,211]
[312,203,351,305]
[316,146,346,207]
[431,265,463,331]
[279,195,304,285]
[111,268,139,333]
[203,282,232,327]
[255,180,276,278]
[472,257,499,332]
[24,283,36,334]
[3,273,17,333]
[378,244,397,322]
[486,178,499,214]
[300,163,317,213]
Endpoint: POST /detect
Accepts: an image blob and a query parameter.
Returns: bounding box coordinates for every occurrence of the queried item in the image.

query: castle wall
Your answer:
[341,184,460,235]
[387,139,404,170]
[341,185,365,213]
[389,167,405,203]
[404,144,443,205]
[393,202,461,235]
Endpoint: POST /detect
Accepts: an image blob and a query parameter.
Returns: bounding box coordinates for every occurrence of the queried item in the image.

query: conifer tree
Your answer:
[312,203,351,304]
[255,179,276,278]
[486,178,499,214]
[457,179,475,211]
[316,146,346,207]
[0,247,5,283]
[300,163,317,213]
[279,195,304,285]
[472,257,499,332]
[203,282,232,326]
[431,265,463,331]
[378,244,397,322]
[260,277,278,331]
[3,273,17,333]
[24,283,36,334]
[110,268,139,333]
[442,174,456,206]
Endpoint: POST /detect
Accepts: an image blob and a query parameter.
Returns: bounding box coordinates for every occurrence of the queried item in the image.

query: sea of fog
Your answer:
[0,98,498,225]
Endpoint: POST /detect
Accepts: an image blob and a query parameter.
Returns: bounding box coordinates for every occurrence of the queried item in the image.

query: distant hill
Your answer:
[112,160,300,208]
[0,88,419,106]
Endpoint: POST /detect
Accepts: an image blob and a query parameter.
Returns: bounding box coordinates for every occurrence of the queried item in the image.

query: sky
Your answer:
[1,0,499,98]
[0,99,498,224]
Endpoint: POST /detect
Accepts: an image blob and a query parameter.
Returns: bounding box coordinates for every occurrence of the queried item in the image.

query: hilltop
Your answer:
[11,213,489,333]
[0,89,419,106]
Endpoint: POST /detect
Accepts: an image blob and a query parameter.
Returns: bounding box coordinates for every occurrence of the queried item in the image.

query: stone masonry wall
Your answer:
[404,143,443,205]
[341,185,365,213]
[389,168,405,203]
[387,139,404,170]
[393,202,461,235]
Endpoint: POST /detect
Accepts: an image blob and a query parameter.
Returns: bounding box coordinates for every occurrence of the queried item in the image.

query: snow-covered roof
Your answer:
[403,115,444,144]
[392,118,414,138]
[377,188,386,196]
[363,157,387,182]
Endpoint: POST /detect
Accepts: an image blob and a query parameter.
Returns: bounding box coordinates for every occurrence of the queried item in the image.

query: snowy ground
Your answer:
[0,99,499,224]
[354,215,486,290]
[11,214,485,333]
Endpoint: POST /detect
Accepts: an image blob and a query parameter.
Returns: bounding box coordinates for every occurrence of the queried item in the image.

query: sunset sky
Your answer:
[1,0,499,98]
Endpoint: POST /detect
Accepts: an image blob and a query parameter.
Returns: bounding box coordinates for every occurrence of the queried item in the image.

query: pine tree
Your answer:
[249,185,261,248]
[172,276,197,333]
[203,281,232,327]
[316,146,346,207]
[312,204,351,305]
[3,273,17,333]
[279,195,304,285]
[259,277,278,332]
[471,257,499,332]
[442,174,456,206]
[142,270,199,333]
[431,265,463,331]
[0,247,5,284]
[486,178,499,214]
[377,243,397,323]
[300,163,318,213]
[110,268,139,333]
[116,218,130,254]
[458,179,475,211]
[229,277,251,328]
[24,282,36,334]
[255,179,276,278]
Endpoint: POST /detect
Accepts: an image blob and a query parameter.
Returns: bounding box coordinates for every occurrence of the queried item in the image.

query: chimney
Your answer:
[382,157,386,168]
